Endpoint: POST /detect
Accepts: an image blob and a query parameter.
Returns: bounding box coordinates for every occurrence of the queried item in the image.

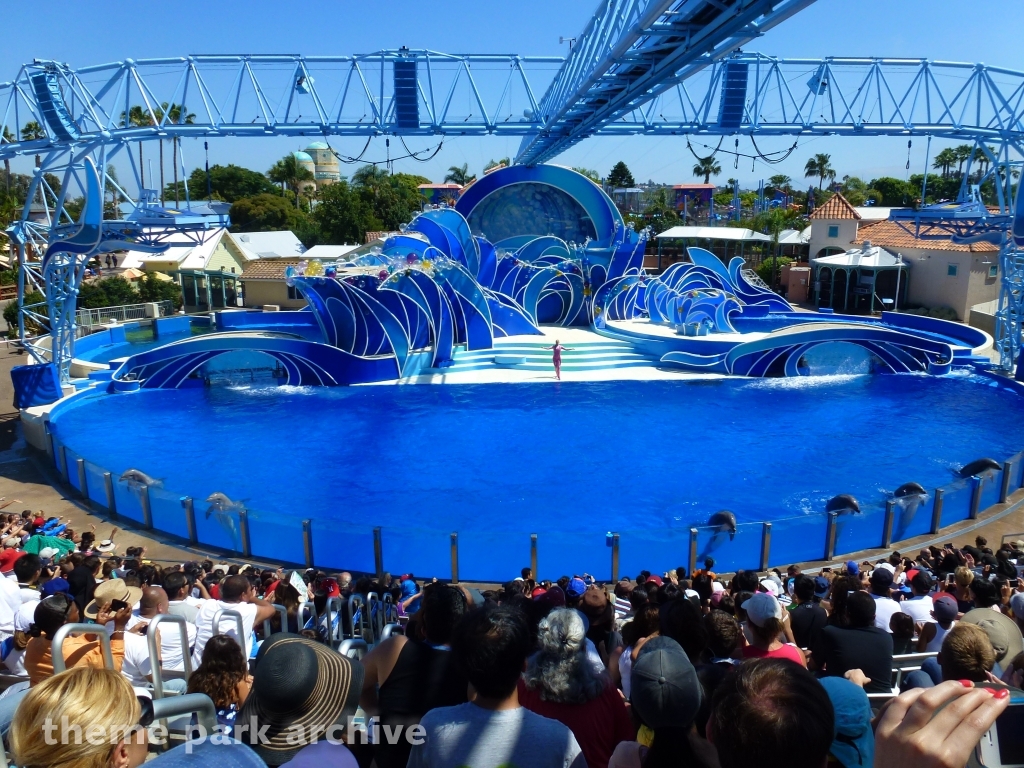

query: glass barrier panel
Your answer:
[891,493,935,544]
[192,498,244,553]
[769,515,827,565]
[538,531,612,582]
[380,526,451,581]
[980,474,1002,513]
[83,461,109,510]
[247,511,306,566]
[1013,453,1024,492]
[62,447,84,494]
[112,479,146,525]
[147,486,190,540]
[309,518,375,574]
[834,503,886,557]
[459,530,533,584]
[618,527,691,581]
[940,481,973,528]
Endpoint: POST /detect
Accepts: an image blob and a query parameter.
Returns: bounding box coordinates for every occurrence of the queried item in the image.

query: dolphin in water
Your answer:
[893,482,929,540]
[825,494,861,516]
[205,492,245,551]
[120,469,161,491]
[699,510,737,563]
[958,458,1001,479]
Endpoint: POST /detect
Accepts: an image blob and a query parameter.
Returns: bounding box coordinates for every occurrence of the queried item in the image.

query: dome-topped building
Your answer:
[304,141,341,188]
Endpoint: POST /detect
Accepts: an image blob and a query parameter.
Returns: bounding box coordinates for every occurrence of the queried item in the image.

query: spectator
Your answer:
[868,567,900,632]
[10,667,150,768]
[818,677,873,768]
[900,571,934,625]
[121,586,196,694]
[0,537,25,575]
[939,623,996,683]
[408,604,585,768]
[164,571,202,623]
[268,582,302,634]
[14,554,43,602]
[813,591,893,694]
[741,593,805,667]
[659,597,708,664]
[66,555,100,615]
[359,584,470,768]
[917,594,958,653]
[889,613,916,655]
[613,603,659,698]
[192,574,276,663]
[520,608,634,768]
[961,606,1024,671]
[953,566,975,612]
[995,548,1018,579]
[399,575,422,615]
[237,633,362,766]
[186,634,252,735]
[609,636,716,768]
[708,658,834,768]
[2,602,35,675]
[789,575,828,650]
[969,578,1001,611]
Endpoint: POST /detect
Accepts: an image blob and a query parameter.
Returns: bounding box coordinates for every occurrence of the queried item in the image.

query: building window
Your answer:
[947,264,958,277]
[287,285,300,300]
[989,264,999,278]
[827,225,839,238]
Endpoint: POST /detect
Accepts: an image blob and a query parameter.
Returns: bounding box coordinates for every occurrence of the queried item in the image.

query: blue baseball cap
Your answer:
[566,577,587,599]
[813,576,830,599]
[819,677,874,768]
[844,560,859,576]
[40,578,72,599]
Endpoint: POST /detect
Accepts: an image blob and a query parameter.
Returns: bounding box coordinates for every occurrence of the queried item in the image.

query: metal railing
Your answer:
[75,299,174,329]
[51,623,114,673]
[147,614,194,699]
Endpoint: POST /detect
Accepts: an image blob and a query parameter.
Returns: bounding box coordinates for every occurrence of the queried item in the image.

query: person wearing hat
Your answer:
[233,633,363,766]
[789,575,828,651]
[608,636,715,768]
[819,677,874,768]
[580,585,618,659]
[813,591,893,695]
[565,577,587,603]
[868,567,900,633]
[961,605,1024,671]
[916,594,958,653]
[408,604,585,768]
[519,609,633,768]
[741,592,806,667]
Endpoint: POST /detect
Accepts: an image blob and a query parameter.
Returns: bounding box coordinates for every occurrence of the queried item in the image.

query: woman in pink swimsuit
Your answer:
[545,339,574,380]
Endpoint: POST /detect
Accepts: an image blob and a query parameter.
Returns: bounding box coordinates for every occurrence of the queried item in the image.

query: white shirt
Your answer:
[872,595,902,633]
[121,621,198,687]
[167,599,201,624]
[0,577,22,634]
[192,599,258,665]
[900,595,934,624]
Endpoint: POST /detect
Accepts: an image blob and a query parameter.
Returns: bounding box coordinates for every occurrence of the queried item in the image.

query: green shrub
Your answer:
[755,256,793,285]
[3,290,44,338]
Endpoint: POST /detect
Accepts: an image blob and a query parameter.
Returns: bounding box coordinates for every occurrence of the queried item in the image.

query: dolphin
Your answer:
[120,469,161,490]
[958,458,1001,479]
[205,492,245,551]
[825,494,861,515]
[894,482,927,498]
[893,482,929,540]
[700,510,737,562]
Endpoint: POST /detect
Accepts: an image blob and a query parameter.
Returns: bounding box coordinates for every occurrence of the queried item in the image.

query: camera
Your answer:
[976,695,1024,767]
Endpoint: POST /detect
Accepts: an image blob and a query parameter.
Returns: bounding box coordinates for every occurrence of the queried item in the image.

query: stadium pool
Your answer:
[48,372,1024,580]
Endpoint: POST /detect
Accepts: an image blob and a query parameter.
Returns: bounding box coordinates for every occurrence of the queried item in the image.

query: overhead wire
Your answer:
[321,135,445,167]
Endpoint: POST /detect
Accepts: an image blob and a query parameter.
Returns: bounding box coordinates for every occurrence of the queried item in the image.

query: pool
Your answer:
[47,372,1024,580]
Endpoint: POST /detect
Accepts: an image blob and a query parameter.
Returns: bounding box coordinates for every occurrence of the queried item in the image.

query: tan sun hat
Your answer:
[83,578,143,620]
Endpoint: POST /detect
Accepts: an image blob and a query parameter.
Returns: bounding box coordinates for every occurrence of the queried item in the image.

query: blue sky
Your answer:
[1,0,1021,191]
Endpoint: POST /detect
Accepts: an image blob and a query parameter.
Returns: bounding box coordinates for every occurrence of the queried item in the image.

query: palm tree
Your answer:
[692,155,722,184]
[267,153,314,207]
[1,127,13,194]
[166,103,195,206]
[21,121,45,171]
[120,106,154,188]
[954,144,973,178]
[484,158,510,173]
[444,163,475,185]
[804,153,834,190]
[932,148,957,179]
[768,174,791,192]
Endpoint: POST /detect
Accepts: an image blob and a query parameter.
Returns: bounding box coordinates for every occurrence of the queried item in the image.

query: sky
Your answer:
[1,0,1022,191]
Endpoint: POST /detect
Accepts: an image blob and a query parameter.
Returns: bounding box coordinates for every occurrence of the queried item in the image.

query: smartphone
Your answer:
[109,599,128,612]
[976,696,1024,767]
[821,567,832,573]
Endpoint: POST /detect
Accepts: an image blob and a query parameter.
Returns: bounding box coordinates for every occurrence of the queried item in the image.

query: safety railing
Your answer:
[148,614,194,699]
[45,426,1024,580]
[210,608,246,645]
[75,299,174,330]
[51,623,114,673]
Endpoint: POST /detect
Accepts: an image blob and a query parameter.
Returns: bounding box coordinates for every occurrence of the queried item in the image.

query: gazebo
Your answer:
[655,226,772,270]
[812,240,909,313]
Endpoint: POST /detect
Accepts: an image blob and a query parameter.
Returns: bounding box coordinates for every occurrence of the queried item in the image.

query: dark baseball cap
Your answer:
[630,636,703,730]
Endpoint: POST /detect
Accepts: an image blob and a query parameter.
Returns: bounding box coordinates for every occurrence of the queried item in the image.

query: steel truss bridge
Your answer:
[2,0,1024,380]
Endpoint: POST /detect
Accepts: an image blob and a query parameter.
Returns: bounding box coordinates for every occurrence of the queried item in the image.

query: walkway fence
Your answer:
[43,426,1024,582]
[75,300,175,330]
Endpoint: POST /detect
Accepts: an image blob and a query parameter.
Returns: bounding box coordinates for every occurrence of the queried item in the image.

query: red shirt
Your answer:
[0,548,26,574]
[518,679,635,768]
[742,643,806,666]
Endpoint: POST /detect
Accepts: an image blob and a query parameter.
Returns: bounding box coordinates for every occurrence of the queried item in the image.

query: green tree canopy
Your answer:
[229,193,311,232]
[804,153,835,190]
[444,164,475,185]
[77,276,139,309]
[267,154,315,206]
[607,161,635,188]
[692,156,722,184]
[165,164,279,204]
[313,181,370,245]
[572,167,601,183]
[868,177,911,207]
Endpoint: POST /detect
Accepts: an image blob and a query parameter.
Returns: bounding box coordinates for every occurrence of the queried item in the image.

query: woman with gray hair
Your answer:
[519,608,635,768]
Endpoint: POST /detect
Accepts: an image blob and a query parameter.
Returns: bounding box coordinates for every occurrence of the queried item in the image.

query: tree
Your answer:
[752,206,804,289]
[313,181,369,244]
[607,161,635,188]
[483,158,510,172]
[165,164,277,204]
[768,174,792,191]
[267,154,314,207]
[166,103,195,206]
[136,271,182,309]
[120,106,155,188]
[572,167,601,183]
[352,167,429,231]
[692,156,722,184]
[954,144,973,178]
[21,121,45,176]
[444,163,475,185]
[229,193,311,232]
[804,153,835,190]
[932,148,957,179]
[869,177,911,207]
[1,127,12,194]
[638,187,679,234]
[77,276,139,309]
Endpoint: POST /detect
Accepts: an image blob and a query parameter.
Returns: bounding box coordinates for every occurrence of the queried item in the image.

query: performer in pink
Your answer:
[544,339,574,380]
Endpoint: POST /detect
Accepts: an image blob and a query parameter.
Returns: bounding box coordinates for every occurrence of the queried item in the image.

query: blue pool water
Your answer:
[52,372,1024,521]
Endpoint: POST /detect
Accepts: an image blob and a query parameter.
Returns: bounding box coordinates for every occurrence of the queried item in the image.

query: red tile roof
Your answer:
[239,258,302,281]
[854,220,998,252]
[809,192,860,220]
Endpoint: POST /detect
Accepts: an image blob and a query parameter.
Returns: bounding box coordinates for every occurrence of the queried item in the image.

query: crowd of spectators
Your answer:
[0,511,1021,768]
